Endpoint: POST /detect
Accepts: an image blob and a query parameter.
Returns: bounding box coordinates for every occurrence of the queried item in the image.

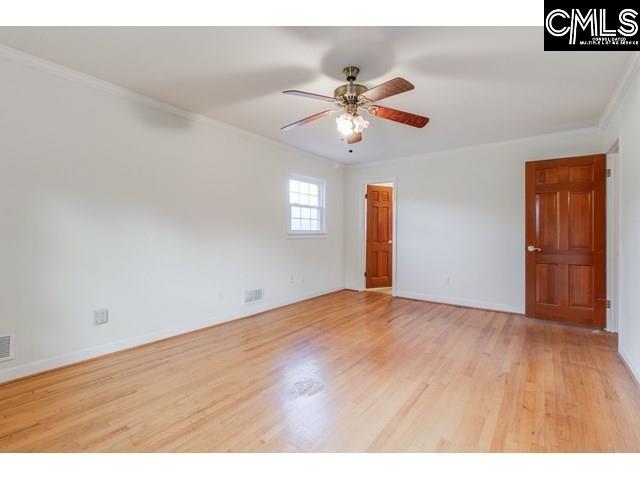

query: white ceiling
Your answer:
[0,27,631,164]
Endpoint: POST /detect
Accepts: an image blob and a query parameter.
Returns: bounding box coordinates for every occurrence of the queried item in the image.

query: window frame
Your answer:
[287,174,327,237]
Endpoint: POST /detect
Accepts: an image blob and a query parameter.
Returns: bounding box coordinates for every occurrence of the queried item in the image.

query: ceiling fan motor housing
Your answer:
[333,66,369,115]
[334,83,368,99]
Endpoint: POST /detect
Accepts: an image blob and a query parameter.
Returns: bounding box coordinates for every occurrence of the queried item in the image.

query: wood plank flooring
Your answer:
[1,290,640,452]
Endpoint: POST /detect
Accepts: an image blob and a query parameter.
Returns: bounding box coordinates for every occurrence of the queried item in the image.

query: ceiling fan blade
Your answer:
[281,110,335,131]
[360,78,414,103]
[347,132,362,144]
[368,105,429,128]
[283,90,338,102]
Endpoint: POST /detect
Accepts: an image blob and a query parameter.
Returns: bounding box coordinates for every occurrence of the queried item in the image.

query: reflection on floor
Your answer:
[2,290,640,452]
[366,287,392,295]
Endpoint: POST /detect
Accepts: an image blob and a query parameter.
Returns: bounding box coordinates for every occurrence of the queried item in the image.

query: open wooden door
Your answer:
[366,185,392,288]
[525,154,606,328]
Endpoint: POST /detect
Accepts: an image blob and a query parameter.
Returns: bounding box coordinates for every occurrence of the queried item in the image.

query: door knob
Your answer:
[388,240,392,244]
[527,245,542,252]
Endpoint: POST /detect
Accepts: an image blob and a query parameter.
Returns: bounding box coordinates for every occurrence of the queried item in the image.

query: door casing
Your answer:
[605,149,619,332]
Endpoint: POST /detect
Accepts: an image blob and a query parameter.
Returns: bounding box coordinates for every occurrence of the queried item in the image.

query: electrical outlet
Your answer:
[289,274,295,284]
[94,308,109,326]
[444,277,451,286]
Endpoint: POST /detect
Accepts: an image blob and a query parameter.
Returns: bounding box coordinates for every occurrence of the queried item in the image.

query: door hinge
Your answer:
[606,299,611,309]
[607,168,612,178]
[364,272,367,277]
[365,193,368,199]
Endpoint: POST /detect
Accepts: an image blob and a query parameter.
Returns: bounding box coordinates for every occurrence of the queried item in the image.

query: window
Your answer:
[288,176,325,235]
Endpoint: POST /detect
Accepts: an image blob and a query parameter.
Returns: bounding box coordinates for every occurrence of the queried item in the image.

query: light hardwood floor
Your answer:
[1,290,640,452]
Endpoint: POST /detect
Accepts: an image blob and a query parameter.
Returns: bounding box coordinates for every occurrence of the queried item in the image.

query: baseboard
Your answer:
[0,286,344,384]
[619,347,640,387]
[393,290,524,315]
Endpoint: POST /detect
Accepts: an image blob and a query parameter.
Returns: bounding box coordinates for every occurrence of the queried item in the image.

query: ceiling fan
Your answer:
[281,66,429,144]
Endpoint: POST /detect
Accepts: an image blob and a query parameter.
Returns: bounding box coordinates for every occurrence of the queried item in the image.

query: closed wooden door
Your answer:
[525,154,606,327]
[366,185,393,288]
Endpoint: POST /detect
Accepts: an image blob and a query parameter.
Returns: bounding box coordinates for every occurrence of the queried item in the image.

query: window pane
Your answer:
[299,182,309,194]
[301,207,310,219]
[298,194,310,205]
[290,192,299,204]
[301,219,311,231]
[310,219,320,231]
[308,195,319,206]
[310,208,319,219]
[309,183,318,196]
[289,179,299,193]
[291,218,301,231]
[292,206,300,218]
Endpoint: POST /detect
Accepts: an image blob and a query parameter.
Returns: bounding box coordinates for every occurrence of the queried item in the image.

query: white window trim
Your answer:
[287,174,327,237]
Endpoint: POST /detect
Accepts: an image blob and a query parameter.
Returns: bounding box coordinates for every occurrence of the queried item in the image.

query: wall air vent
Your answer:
[244,288,264,304]
[0,334,15,362]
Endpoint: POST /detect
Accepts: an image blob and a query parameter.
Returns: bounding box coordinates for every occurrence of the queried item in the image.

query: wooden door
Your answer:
[525,154,606,327]
[366,185,393,288]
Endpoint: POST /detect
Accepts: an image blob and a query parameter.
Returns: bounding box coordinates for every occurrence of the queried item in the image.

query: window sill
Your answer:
[286,233,328,239]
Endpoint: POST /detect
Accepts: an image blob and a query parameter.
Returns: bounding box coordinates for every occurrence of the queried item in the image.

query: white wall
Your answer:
[0,53,344,382]
[2,44,635,386]
[344,128,603,313]
[601,54,640,382]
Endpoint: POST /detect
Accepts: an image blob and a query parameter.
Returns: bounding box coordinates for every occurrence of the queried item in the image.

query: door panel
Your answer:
[366,185,393,288]
[569,265,594,308]
[525,154,606,328]
[536,192,560,249]
[536,167,560,185]
[536,264,559,305]
[569,164,594,182]
[568,191,593,249]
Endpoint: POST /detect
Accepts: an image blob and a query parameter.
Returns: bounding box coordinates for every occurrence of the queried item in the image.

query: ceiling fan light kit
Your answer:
[281,66,429,145]
[336,112,369,136]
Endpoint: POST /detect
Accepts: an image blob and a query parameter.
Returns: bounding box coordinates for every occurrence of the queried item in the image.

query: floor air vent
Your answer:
[244,288,264,304]
[0,334,15,362]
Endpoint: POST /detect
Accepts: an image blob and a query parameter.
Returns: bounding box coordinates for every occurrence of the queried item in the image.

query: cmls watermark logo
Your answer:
[544,3,639,50]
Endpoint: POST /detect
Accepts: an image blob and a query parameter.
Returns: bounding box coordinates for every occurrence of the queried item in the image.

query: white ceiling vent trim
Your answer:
[0,333,15,362]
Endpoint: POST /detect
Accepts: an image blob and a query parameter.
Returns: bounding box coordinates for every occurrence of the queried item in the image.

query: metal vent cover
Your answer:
[0,334,15,362]
[244,289,264,304]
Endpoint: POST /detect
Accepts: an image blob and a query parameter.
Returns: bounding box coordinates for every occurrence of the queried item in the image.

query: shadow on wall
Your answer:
[127,100,196,129]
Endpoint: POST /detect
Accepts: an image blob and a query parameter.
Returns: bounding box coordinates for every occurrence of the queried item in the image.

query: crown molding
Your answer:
[346,126,602,169]
[599,52,640,131]
[0,44,340,168]
[2,42,628,170]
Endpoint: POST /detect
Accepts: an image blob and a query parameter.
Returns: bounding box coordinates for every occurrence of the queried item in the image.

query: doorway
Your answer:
[365,182,394,295]
[525,154,606,328]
